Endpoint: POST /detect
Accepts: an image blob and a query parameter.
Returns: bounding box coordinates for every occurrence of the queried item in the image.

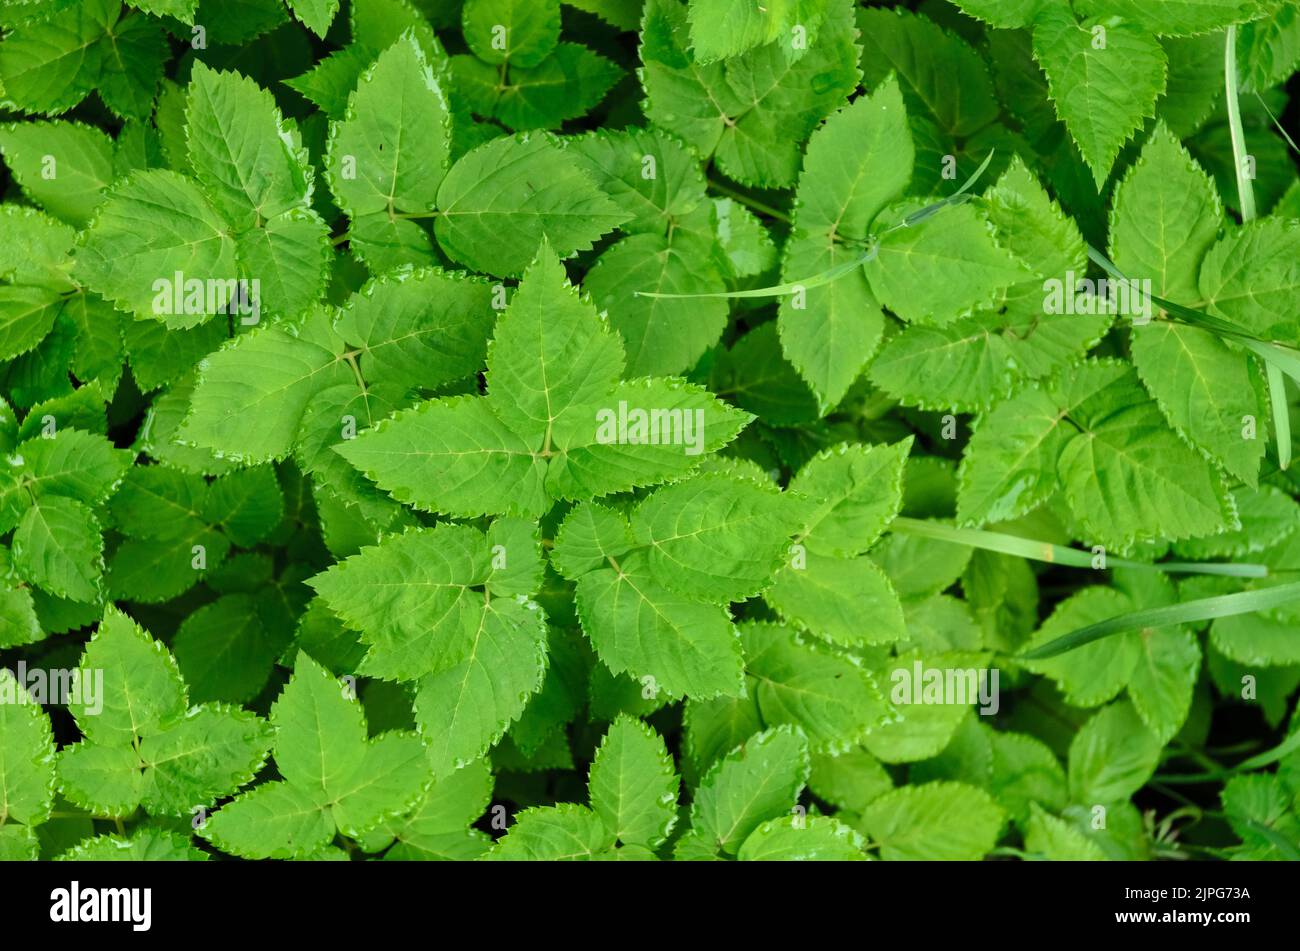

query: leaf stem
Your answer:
[341,349,368,395]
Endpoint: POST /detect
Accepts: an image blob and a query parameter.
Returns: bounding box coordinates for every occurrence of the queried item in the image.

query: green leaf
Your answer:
[338,245,750,518]
[485,245,624,445]
[73,170,239,326]
[453,43,622,131]
[433,133,629,276]
[0,668,56,826]
[1057,370,1236,548]
[1128,627,1201,743]
[341,268,495,391]
[1032,5,1169,186]
[629,472,804,602]
[1237,3,1300,91]
[742,622,885,753]
[287,0,339,36]
[1110,124,1222,302]
[576,550,745,700]
[172,593,288,703]
[413,598,549,776]
[20,428,132,504]
[462,0,561,67]
[380,759,493,860]
[865,201,1030,327]
[70,605,187,745]
[948,0,1044,29]
[687,0,825,64]
[857,8,999,138]
[587,230,728,376]
[1076,0,1268,38]
[201,652,428,857]
[0,286,63,362]
[488,803,615,859]
[185,61,313,230]
[138,703,274,815]
[200,781,335,859]
[737,814,866,860]
[640,0,860,189]
[766,551,907,648]
[12,495,103,601]
[569,127,709,236]
[685,726,810,857]
[57,828,210,861]
[339,395,550,518]
[544,377,753,500]
[0,824,39,860]
[94,10,166,121]
[1023,586,1141,706]
[1067,700,1163,803]
[58,607,272,818]
[1024,803,1107,860]
[588,714,679,848]
[776,77,911,407]
[551,502,635,579]
[326,34,451,219]
[957,368,1102,528]
[0,0,109,115]
[873,158,1103,412]
[0,121,114,225]
[0,582,42,648]
[858,781,1004,860]
[0,204,76,282]
[1199,218,1300,340]
[309,524,494,679]
[1131,323,1266,486]
[790,439,911,556]
[179,319,352,464]
[863,651,983,763]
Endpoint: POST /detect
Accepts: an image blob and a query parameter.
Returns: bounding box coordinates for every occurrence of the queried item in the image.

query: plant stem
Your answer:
[706,177,791,224]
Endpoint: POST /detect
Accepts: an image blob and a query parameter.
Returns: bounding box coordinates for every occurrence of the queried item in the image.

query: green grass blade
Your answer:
[1264,362,1292,470]
[635,248,875,300]
[1253,91,1300,156]
[1021,581,1300,660]
[889,517,1266,578]
[1225,26,1258,222]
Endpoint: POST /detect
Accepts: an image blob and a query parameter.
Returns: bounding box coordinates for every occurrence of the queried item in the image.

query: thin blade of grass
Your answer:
[1253,91,1300,156]
[889,517,1266,578]
[1021,581,1300,659]
[1265,362,1293,470]
[1225,26,1258,222]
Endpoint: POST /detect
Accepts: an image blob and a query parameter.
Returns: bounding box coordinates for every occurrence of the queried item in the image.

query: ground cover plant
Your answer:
[1,0,1300,863]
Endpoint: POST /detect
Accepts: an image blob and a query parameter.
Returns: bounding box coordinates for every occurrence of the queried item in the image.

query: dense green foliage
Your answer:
[1,0,1299,862]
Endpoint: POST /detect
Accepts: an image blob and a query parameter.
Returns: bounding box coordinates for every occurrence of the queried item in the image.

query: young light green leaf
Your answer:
[588,715,679,848]
[685,726,810,857]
